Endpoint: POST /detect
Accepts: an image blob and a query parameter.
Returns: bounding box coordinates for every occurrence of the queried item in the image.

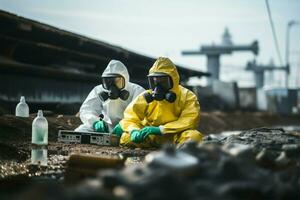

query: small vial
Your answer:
[15,96,29,117]
[32,110,48,145]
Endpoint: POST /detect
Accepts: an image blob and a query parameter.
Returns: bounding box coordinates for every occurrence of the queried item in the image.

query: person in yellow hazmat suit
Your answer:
[119,57,203,148]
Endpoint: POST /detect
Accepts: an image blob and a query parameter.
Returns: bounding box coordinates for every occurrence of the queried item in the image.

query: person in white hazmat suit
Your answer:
[75,60,145,136]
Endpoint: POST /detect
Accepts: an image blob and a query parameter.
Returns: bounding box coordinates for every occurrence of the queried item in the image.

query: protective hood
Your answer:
[77,59,145,132]
[102,60,130,90]
[149,57,179,92]
[120,57,201,139]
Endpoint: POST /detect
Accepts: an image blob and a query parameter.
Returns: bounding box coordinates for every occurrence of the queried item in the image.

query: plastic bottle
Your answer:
[32,110,48,145]
[15,96,29,117]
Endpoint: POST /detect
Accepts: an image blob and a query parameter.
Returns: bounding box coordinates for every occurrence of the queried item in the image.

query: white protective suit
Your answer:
[75,60,145,132]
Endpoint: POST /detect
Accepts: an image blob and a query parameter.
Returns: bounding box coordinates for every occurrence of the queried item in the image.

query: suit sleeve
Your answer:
[79,87,103,128]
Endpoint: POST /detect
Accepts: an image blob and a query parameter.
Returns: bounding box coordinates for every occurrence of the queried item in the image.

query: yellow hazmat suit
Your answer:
[120,57,203,148]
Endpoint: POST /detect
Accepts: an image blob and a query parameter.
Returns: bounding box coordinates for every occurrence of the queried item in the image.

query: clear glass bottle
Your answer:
[32,110,48,145]
[15,96,29,117]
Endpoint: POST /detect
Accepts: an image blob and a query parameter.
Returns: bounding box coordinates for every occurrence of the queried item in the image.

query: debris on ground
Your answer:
[1,112,300,199]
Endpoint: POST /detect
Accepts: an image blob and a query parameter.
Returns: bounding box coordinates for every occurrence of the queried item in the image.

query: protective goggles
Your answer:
[147,72,173,90]
[101,73,125,90]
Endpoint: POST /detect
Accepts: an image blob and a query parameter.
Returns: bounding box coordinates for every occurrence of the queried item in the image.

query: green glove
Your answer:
[140,126,161,140]
[130,130,144,143]
[93,120,108,133]
[112,123,123,137]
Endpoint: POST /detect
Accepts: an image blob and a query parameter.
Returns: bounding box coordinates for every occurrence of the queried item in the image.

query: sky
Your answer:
[0,0,299,87]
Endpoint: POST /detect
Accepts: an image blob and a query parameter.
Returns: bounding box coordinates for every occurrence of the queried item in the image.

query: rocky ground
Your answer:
[1,111,299,141]
[0,112,300,199]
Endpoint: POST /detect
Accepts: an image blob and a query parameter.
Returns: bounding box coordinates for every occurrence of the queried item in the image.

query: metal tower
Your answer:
[246,60,289,88]
[182,28,259,85]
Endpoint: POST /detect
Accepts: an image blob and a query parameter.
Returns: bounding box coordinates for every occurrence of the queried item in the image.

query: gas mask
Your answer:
[143,72,176,103]
[99,73,129,101]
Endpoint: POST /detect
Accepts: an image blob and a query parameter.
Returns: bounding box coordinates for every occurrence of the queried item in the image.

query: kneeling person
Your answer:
[75,60,144,135]
[119,57,203,148]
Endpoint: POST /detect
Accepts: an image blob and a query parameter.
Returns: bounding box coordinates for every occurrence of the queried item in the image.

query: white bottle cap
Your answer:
[37,110,43,117]
[20,96,25,103]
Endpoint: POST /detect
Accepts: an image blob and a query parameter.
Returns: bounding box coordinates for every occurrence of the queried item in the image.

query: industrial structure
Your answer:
[246,60,288,88]
[182,28,299,114]
[0,10,209,113]
[182,28,259,85]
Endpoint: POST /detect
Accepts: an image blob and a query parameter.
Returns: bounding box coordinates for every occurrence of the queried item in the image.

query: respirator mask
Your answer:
[99,73,129,101]
[143,72,176,103]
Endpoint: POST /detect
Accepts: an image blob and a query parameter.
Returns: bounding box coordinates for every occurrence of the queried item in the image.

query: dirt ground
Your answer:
[199,111,300,134]
[1,111,300,157]
[0,112,300,200]
[1,111,299,142]
[0,111,299,181]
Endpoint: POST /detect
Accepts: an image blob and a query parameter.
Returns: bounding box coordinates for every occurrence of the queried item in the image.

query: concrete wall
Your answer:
[212,80,239,110]
[256,88,268,111]
[238,87,257,111]
[265,88,298,115]
[192,86,218,111]
[192,81,240,111]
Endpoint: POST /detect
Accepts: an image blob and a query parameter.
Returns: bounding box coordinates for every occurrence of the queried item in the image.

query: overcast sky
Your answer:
[1,0,299,86]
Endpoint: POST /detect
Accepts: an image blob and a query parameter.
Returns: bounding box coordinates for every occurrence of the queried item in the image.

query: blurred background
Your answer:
[1,0,299,86]
[0,0,299,114]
